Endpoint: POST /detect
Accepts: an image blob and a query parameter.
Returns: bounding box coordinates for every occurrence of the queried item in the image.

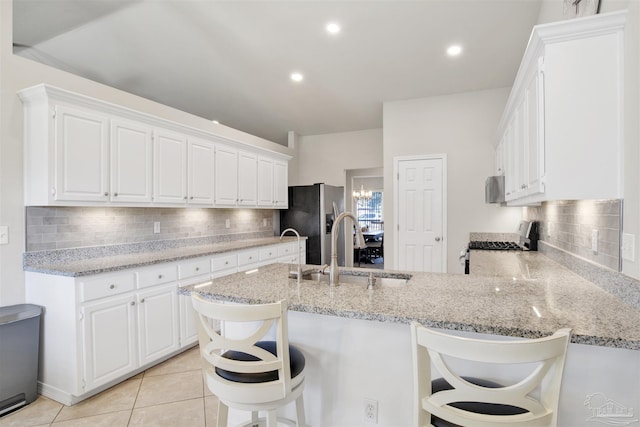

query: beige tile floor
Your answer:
[0,346,221,427]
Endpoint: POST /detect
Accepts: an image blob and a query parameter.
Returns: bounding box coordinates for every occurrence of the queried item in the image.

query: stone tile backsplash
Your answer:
[26,207,275,251]
[522,200,622,271]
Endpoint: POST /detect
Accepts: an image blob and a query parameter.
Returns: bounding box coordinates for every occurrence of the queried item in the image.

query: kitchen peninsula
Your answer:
[186,256,640,426]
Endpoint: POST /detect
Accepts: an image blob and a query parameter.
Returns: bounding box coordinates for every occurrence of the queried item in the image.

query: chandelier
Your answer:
[352,184,372,200]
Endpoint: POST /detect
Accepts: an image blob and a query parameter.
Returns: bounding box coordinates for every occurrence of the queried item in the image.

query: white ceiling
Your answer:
[13,0,542,145]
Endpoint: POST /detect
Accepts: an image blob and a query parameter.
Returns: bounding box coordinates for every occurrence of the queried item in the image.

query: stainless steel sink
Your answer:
[301,271,411,288]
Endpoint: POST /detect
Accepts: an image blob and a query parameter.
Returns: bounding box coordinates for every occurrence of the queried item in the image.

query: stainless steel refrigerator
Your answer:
[280,183,345,266]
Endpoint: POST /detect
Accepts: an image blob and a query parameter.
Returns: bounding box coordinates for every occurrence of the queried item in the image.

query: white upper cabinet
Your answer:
[110,119,153,203]
[497,11,626,205]
[258,157,289,208]
[274,160,289,208]
[54,104,110,202]
[237,150,258,206]
[19,84,290,208]
[153,128,187,204]
[214,144,239,206]
[187,137,215,205]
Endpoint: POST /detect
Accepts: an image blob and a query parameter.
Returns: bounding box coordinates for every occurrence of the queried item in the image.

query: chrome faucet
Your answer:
[280,228,302,285]
[330,212,367,287]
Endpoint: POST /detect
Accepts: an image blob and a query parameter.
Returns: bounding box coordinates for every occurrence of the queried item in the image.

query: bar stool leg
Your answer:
[217,401,229,427]
[295,395,307,427]
[266,410,277,427]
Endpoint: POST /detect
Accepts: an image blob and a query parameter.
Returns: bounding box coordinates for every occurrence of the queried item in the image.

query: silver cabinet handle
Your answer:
[195,267,200,271]
[109,284,115,289]
[140,298,145,303]
[184,196,187,200]
[435,237,441,242]
[224,261,229,265]
[190,196,194,200]
[158,274,163,279]
[114,192,118,197]
[104,192,109,196]
[130,301,135,306]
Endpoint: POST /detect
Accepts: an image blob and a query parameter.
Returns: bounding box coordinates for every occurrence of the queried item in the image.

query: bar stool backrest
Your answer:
[411,323,571,427]
[192,294,292,405]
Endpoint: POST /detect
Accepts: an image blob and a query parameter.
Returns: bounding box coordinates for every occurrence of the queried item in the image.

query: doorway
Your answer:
[345,168,383,267]
[394,155,447,272]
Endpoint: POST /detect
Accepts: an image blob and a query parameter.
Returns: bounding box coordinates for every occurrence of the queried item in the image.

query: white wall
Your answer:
[383,88,522,273]
[0,0,292,305]
[291,128,383,187]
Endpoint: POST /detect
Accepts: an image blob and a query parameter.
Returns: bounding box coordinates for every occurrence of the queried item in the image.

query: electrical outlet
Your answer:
[546,222,552,237]
[622,233,635,261]
[591,229,599,254]
[225,219,231,229]
[153,222,160,234]
[364,398,378,424]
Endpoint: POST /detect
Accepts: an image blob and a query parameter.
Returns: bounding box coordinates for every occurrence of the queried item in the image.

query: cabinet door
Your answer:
[110,119,153,203]
[154,129,187,204]
[524,57,545,197]
[179,293,199,348]
[187,137,215,205]
[273,160,288,208]
[82,294,137,391]
[257,156,274,207]
[54,104,109,202]
[495,141,504,176]
[503,123,517,201]
[137,283,180,366]
[215,144,238,206]
[237,151,258,206]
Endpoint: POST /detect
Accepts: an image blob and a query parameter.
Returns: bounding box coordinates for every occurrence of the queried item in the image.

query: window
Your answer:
[355,191,383,231]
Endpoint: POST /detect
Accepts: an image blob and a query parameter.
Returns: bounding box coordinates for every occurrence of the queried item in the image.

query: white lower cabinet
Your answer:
[81,293,137,392]
[25,239,306,405]
[137,283,180,365]
[81,282,179,392]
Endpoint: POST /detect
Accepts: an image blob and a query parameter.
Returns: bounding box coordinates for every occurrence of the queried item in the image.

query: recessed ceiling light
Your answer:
[211,120,220,124]
[326,22,341,34]
[447,45,462,57]
[290,72,304,82]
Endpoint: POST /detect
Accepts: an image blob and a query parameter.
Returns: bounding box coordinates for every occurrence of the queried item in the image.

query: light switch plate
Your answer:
[622,233,635,261]
[0,226,8,245]
[591,229,599,254]
[153,222,160,234]
[225,219,231,229]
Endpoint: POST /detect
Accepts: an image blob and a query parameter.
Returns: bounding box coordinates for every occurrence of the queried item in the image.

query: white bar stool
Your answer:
[192,293,306,427]
[410,322,571,427]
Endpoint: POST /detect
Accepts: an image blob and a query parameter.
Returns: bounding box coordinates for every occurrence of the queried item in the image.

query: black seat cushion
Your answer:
[430,377,528,427]
[215,341,305,384]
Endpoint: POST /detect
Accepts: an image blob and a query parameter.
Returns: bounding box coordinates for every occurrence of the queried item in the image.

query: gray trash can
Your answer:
[0,304,43,417]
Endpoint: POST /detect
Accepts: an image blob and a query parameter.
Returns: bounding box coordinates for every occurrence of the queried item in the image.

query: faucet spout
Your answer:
[280,228,302,285]
[330,212,366,287]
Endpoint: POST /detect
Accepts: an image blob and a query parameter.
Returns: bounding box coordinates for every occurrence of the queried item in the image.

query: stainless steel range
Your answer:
[463,221,539,274]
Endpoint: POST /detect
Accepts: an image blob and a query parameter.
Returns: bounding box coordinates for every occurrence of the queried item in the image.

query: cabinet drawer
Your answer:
[138,264,178,289]
[178,258,211,279]
[212,254,237,272]
[237,250,260,267]
[79,272,137,302]
[277,243,297,258]
[260,246,278,261]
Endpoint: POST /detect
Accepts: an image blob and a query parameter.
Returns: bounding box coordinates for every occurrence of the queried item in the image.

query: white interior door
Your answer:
[395,156,446,272]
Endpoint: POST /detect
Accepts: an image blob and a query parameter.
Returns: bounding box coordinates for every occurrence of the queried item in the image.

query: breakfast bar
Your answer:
[185,254,640,426]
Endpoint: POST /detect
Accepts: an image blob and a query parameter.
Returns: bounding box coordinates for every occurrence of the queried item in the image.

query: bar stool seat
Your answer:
[216,341,305,384]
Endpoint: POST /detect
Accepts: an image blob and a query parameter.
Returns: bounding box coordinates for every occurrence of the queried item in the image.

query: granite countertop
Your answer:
[23,236,304,277]
[185,254,640,350]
